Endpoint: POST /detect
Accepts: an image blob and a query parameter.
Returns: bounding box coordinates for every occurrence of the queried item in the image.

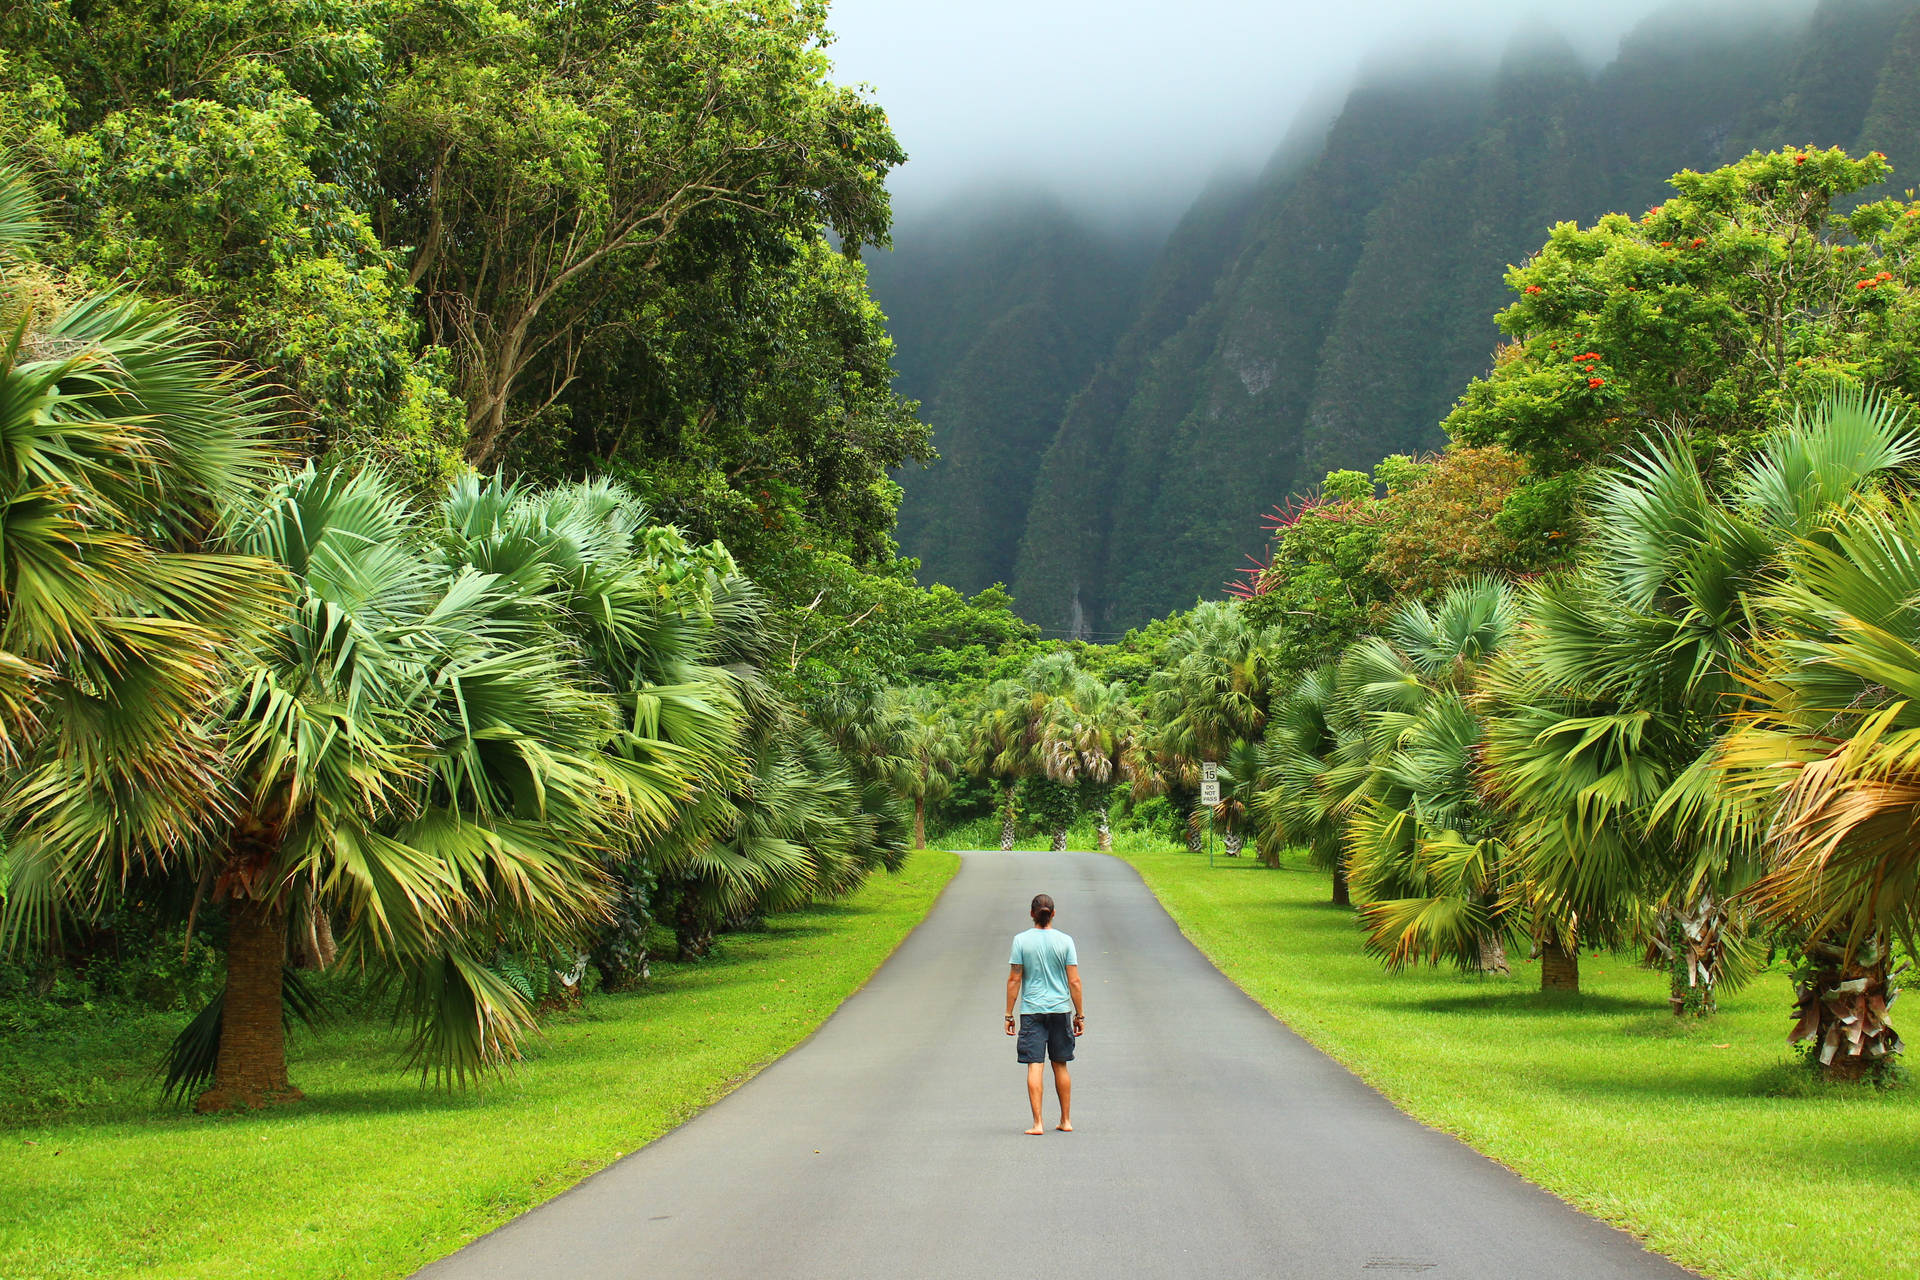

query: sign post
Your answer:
[1200,761,1220,866]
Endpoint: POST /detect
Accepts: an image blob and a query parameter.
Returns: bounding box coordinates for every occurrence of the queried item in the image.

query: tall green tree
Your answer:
[1448,147,1920,472]
[1,0,466,484]
[1042,677,1142,852]
[378,0,904,467]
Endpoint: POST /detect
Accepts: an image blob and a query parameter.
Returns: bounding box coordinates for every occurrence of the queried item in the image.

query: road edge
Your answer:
[1100,848,1710,1280]
[410,849,963,1278]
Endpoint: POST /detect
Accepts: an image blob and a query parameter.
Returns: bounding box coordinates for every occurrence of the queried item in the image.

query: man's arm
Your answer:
[1066,964,1084,1032]
[1005,964,1022,1033]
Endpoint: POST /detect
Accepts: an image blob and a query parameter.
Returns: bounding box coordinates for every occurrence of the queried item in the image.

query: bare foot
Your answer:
[1025,1124,1045,1135]
[1056,1121,1073,1132]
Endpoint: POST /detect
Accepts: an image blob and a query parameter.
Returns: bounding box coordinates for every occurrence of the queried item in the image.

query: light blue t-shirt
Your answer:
[1009,927,1078,1014]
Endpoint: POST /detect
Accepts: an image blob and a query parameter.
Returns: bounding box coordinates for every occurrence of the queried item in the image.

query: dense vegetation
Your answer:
[0,0,1026,1115]
[873,0,1920,634]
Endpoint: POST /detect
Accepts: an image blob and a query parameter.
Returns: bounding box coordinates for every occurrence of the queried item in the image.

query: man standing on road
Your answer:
[1005,892,1085,1135]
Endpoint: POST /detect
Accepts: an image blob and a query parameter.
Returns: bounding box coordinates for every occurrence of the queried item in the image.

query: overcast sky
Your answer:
[822,1,1806,224]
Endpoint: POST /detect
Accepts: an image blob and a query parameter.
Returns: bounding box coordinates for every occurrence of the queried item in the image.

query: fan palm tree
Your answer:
[1042,677,1142,851]
[970,654,1085,850]
[1211,739,1263,857]
[1012,653,1093,851]
[1146,603,1279,853]
[441,475,871,960]
[1343,580,1523,975]
[1252,664,1344,877]
[885,686,960,850]
[1253,639,1411,897]
[10,465,632,1110]
[810,684,908,783]
[1486,390,1919,1010]
[439,474,747,837]
[0,170,357,1106]
[1718,494,1920,1078]
[1133,717,1204,852]
[0,165,280,892]
[969,678,1029,851]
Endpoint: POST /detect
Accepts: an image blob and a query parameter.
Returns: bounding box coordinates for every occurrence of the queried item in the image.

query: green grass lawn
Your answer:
[0,851,957,1280]
[1120,847,1919,1280]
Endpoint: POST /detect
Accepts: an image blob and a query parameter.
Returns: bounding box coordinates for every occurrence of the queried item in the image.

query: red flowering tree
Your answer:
[1237,469,1398,671]
[1446,147,1920,470]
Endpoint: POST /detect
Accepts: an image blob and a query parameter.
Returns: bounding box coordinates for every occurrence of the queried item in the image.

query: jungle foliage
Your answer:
[0,3,1019,1113]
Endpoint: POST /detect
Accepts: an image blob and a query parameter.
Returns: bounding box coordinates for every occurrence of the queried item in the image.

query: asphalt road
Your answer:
[418,851,1697,1280]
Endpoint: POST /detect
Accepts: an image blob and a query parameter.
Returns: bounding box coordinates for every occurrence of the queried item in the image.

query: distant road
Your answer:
[418,851,1696,1279]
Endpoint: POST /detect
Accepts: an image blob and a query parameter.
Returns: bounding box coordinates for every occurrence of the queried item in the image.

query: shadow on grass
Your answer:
[275,1083,499,1119]
[1407,991,1652,1016]
[1520,1056,1913,1106]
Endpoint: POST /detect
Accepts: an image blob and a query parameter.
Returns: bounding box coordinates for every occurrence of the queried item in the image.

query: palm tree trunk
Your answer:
[1540,938,1580,994]
[1659,892,1724,1018]
[913,797,926,851]
[1793,932,1899,1082]
[290,897,335,970]
[196,897,302,1113]
[1051,826,1068,853]
[1477,933,1510,975]
[675,893,714,960]
[1184,806,1204,855]
[1096,804,1112,852]
[1221,829,1243,858]
[1331,859,1351,907]
[999,782,1017,852]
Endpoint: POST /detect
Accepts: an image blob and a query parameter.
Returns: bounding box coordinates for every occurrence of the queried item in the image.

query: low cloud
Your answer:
[825,0,1815,226]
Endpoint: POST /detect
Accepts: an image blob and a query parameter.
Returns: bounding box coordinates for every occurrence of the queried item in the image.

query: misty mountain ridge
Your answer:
[867,0,1920,638]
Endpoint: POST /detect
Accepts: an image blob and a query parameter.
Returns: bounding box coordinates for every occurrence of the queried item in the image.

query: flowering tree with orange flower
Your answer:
[1446,147,1920,471]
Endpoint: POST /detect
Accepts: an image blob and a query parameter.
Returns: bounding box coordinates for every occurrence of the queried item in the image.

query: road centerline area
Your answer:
[418,851,1695,1280]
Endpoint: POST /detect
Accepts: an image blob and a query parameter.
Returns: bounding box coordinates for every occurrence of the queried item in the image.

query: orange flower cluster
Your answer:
[1857,271,1895,291]
[1525,284,1543,294]
[1572,350,1605,389]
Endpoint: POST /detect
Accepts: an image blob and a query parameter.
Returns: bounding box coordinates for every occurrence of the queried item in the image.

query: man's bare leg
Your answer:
[1052,1061,1073,1131]
[1025,1063,1045,1134]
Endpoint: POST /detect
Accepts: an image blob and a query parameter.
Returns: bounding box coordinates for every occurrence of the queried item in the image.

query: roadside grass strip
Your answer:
[0,851,958,1280]
[1121,848,1920,1280]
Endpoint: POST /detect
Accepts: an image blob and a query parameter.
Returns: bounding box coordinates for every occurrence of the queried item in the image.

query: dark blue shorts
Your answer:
[1017,1012,1076,1064]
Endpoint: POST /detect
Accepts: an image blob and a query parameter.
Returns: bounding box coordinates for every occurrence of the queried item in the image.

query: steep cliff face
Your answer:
[865,197,1153,594]
[1089,74,1496,632]
[872,0,1920,633]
